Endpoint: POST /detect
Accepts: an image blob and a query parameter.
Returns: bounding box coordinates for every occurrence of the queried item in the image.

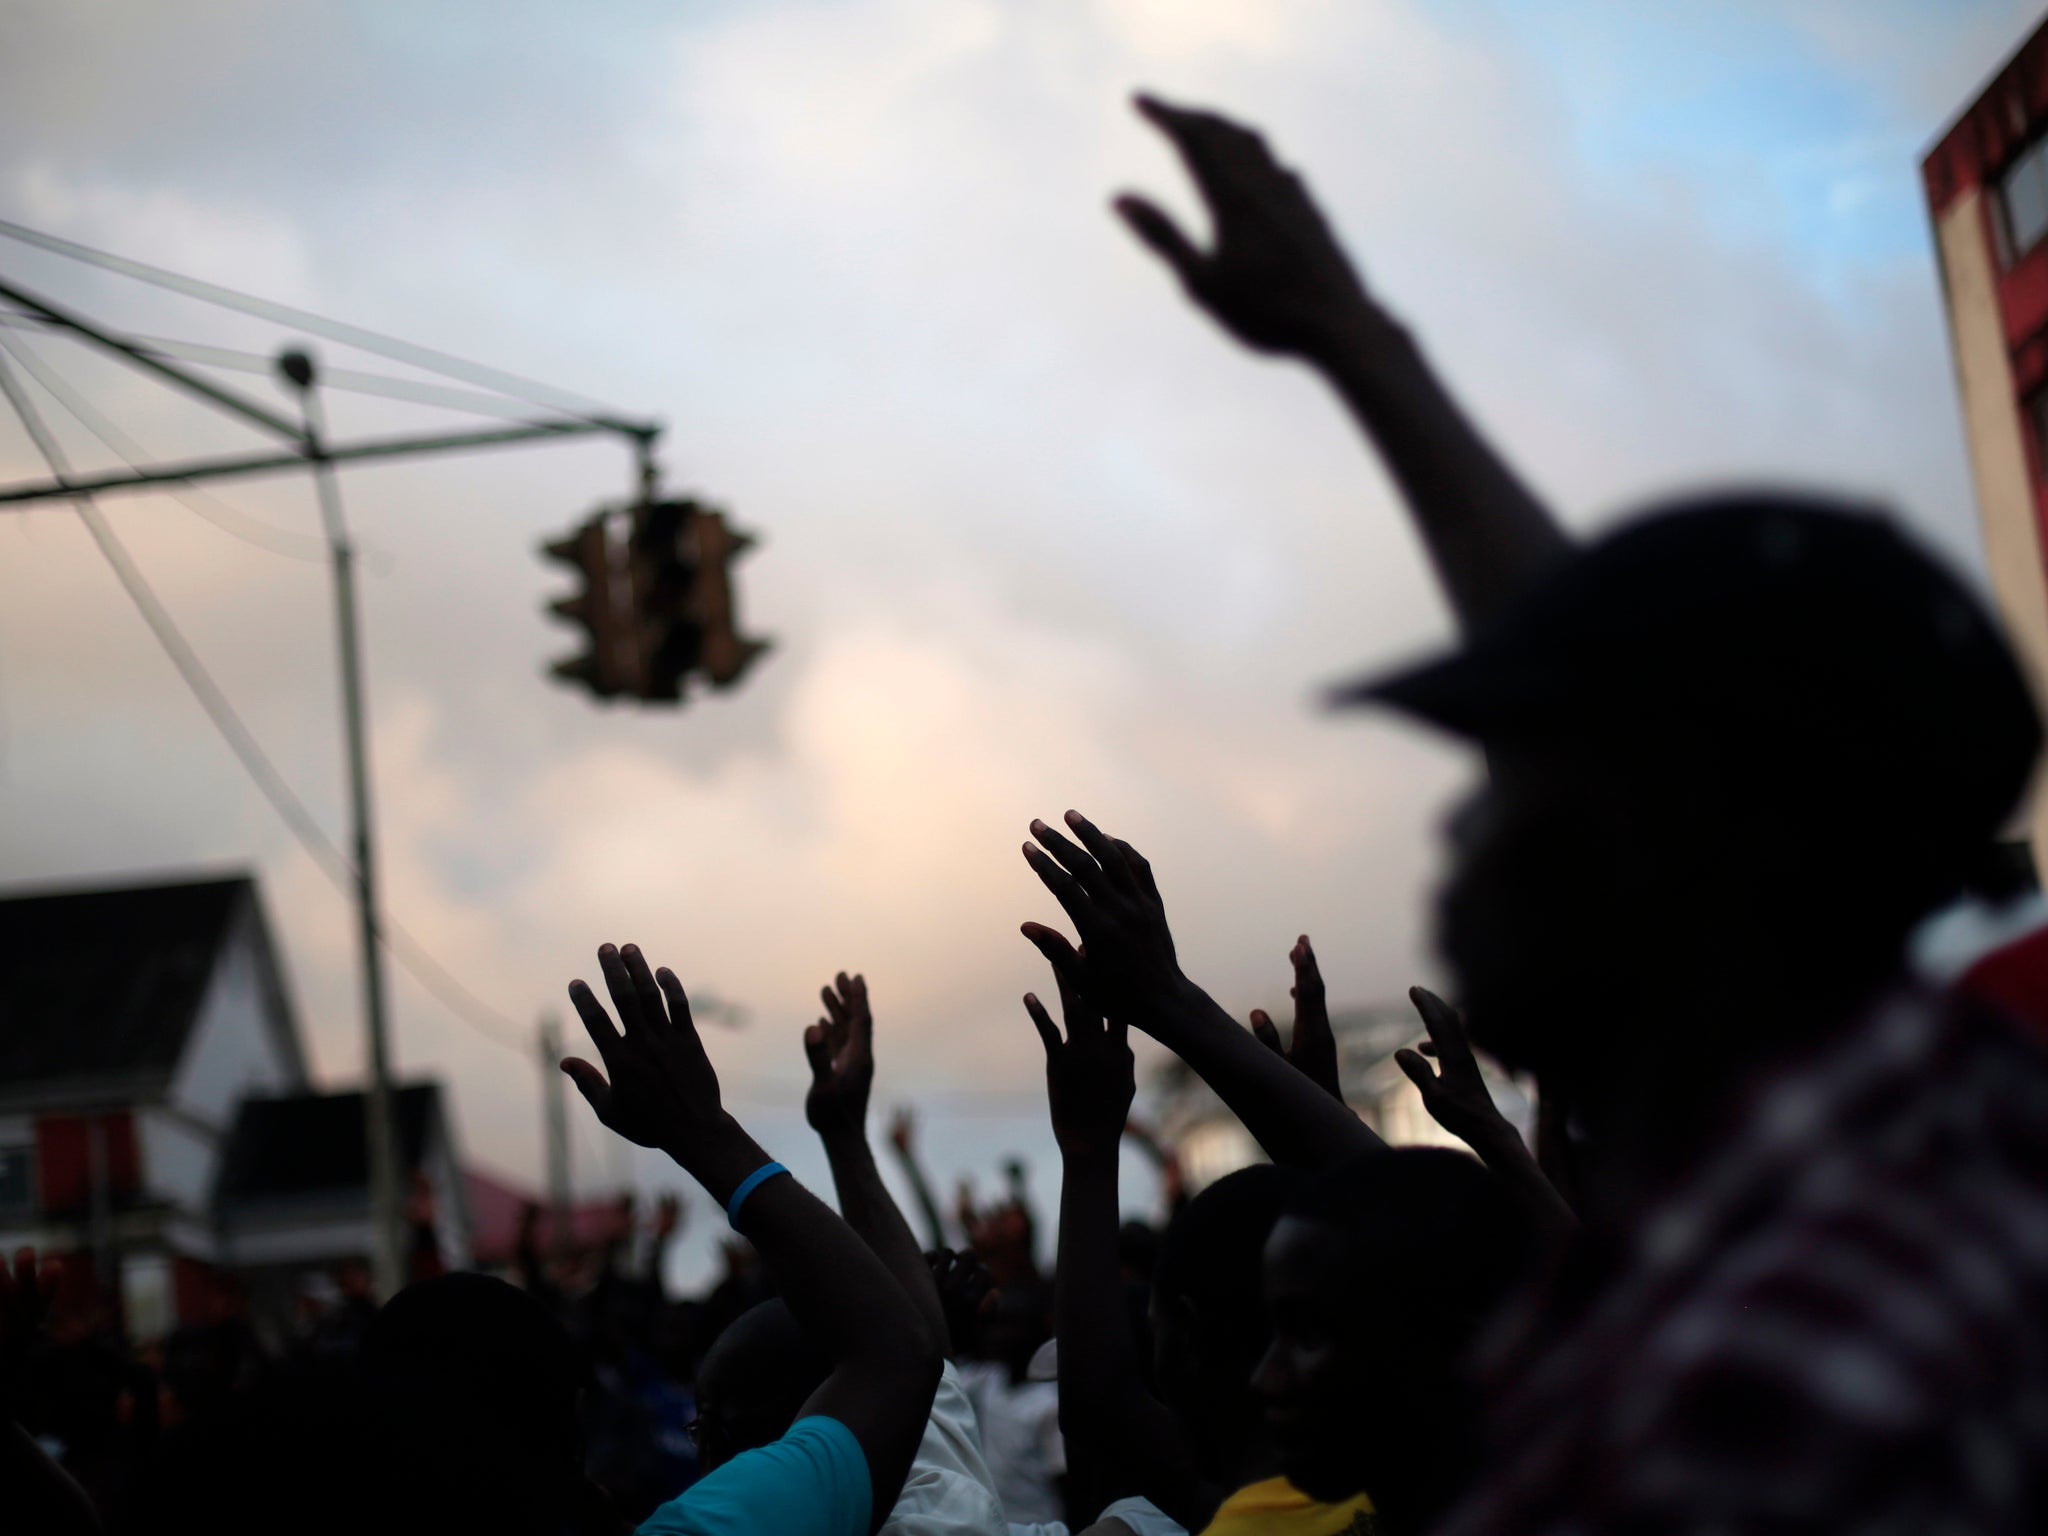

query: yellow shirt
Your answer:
[1197,1476,1376,1536]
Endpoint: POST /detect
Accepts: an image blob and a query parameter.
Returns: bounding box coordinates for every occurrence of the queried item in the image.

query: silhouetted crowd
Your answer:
[9,94,2048,1536]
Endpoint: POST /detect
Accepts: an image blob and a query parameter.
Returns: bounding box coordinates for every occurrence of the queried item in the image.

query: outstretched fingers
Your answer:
[1392,1046,1439,1100]
[1114,194,1206,288]
[1020,921,1087,991]
[1062,810,1139,897]
[560,1056,615,1121]
[1291,935,1326,1007]
[568,976,623,1062]
[1024,993,1063,1058]
[1053,961,1111,1044]
[1023,841,1092,928]
[1250,1007,1283,1053]
[803,1020,834,1083]
[1028,817,1109,895]
[1410,985,1480,1079]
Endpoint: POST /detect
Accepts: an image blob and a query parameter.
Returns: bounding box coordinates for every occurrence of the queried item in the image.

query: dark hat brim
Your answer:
[1324,637,1571,740]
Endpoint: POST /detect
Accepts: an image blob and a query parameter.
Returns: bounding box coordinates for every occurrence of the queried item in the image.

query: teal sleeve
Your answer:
[637,1415,871,1536]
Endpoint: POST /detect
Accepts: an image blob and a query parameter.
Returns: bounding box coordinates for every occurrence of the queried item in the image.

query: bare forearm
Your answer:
[1055,1147,1139,1437]
[1149,982,1382,1170]
[673,1119,926,1370]
[821,1125,950,1350]
[1312,310,1570,629]
[1056,1145,1199,1518]
[1465,1120,1579,1252]
[686,1121,938,1530]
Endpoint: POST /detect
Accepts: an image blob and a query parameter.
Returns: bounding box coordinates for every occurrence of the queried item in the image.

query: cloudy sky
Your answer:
[0,0,2037,1282]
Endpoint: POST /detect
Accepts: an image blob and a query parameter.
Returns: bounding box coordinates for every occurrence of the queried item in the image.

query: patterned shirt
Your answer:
[1440,987,2048,1536]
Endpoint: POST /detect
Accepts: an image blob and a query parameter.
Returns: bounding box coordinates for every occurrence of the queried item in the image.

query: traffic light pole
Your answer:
[281,350,406,1302]
[0,270,663,1297]
[539,1015,573,1258]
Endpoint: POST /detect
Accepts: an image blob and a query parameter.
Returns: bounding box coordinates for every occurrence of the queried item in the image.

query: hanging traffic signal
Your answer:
[540,516,629,698]
[541,494,770,703]
[628,499,703,702]
[692,509,772,689]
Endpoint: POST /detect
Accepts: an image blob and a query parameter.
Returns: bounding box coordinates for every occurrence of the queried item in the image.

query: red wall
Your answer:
[35,1111,141,1214]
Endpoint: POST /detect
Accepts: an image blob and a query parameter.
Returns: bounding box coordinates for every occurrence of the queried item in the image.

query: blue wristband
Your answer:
[725,1161,789,1228]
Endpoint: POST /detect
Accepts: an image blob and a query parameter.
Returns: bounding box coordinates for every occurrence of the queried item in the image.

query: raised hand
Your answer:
[887,1106,917,1156]
[1394,985,1518,1156]
[925,1247,997,1358]
[1115,93,1378,362]
[1250,934,1343,1101]
[563,943,730,1169]
[804,971,875,1139]
[1021,810,1186,1032]
[653,1191,686,1243]
[1026,970,1136,1162]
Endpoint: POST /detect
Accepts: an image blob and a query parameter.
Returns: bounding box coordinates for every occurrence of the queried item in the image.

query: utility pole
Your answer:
[539,1015,573,1258]
[278,346,405,1301]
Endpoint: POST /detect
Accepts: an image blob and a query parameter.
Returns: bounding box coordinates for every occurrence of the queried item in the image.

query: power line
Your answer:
[0,330,329,562]
[0,217,627,425]
[0,313,575,425]
[0,344,532,1058]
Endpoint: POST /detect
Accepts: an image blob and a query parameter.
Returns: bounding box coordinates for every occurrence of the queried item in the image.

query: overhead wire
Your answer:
[0,329,330,562]
[0,314,570,424]
[0,225,859,1118]
[0,217,628,425]
[0,344,532,1058]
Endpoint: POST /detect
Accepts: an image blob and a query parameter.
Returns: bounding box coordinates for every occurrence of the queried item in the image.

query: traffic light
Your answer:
[692,509,772,689]
[541,496,770,703]
[540,516,628,697]
[628,499,703,702]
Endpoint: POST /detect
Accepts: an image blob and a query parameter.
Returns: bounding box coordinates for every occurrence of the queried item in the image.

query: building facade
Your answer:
[0,873,310,1337]
[1926,14,2048,869]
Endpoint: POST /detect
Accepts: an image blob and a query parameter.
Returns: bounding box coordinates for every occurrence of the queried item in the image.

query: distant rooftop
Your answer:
[215,1083,441,1208]
[0,871,261,1094]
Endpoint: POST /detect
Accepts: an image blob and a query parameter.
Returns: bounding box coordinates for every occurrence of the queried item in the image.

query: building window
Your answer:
[2000,136,2048,259]
[0,1145,33,1213]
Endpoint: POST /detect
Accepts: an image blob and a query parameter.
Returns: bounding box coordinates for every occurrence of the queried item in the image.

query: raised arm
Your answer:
[1115,93,1570,630]
[1394,986,1578,1251]
[1021,810,1382,1171]
[1027,975,1221,1531]
[802,971,951,1353]
[564,944,939,1533]
[1248,934,1343,1102]
[885,1108,952,1253]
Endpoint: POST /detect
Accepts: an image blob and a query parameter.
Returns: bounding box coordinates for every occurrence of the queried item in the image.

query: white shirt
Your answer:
[883,1358,1010,1536]
[1006,1496,1186,1536]
[957,1361,1066,1526]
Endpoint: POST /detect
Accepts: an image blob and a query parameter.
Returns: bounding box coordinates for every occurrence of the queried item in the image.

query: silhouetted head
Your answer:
[127,1357,395,1536]
[1342,494,2042,1107]
[1254,1150,1531,1532]
[1150,1164,1297,1443]
[691,1298,829,1472]
[362,1272,595,1534]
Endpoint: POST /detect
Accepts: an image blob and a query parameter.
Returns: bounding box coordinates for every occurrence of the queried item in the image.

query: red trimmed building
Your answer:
[1925,11,2048,870]
[0,871,480,1340]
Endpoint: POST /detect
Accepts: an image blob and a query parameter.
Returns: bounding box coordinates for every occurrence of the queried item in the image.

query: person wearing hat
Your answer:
[1101,94,2048,1533]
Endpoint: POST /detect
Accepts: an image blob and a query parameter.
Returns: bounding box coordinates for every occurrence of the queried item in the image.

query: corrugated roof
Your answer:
[0,872,252,1091]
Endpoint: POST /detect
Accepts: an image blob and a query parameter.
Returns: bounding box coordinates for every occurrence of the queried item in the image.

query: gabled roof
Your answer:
[0,871,263,1096]
[215,1083,442,1209]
